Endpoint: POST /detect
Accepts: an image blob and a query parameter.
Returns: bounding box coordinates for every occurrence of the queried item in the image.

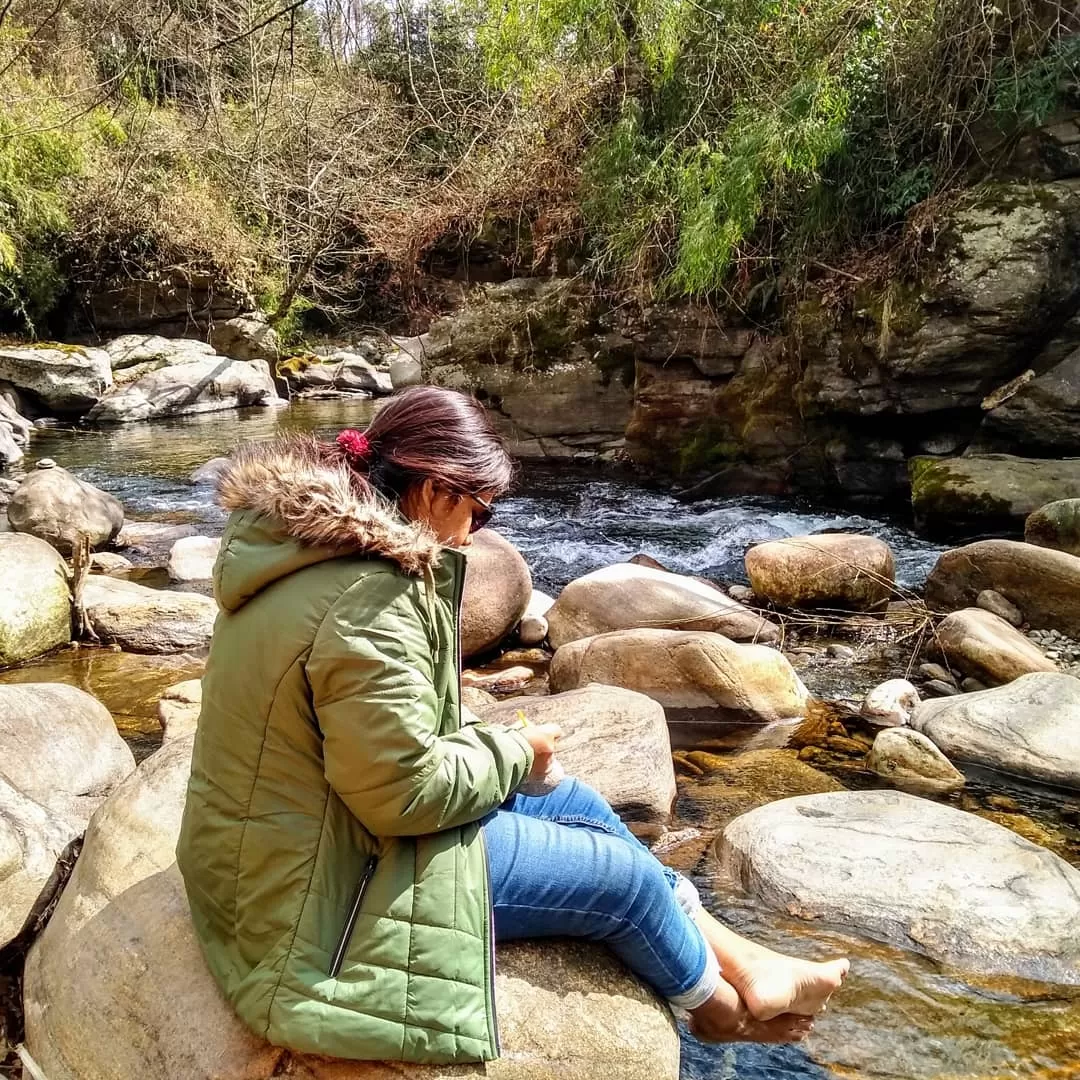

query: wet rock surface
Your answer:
[0,533,71,665]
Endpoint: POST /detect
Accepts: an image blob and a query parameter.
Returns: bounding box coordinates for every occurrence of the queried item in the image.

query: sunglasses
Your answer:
[469,493,494,534]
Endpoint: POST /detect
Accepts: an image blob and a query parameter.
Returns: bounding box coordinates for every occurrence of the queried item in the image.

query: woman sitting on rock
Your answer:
[177,385,848,1064]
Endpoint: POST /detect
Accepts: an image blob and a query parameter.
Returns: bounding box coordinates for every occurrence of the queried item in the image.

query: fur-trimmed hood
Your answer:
[213,436,441,610]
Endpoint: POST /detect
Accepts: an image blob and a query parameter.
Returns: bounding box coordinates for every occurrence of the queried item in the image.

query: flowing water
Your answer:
[3,401,1079,1079]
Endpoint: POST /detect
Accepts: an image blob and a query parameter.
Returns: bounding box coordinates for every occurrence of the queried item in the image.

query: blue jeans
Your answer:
[482,778,718,1009]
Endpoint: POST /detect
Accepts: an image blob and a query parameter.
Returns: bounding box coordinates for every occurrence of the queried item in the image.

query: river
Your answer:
[3,400,1079,1080]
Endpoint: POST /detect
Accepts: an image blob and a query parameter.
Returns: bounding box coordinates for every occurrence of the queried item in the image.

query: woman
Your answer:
[177,386,848,1065]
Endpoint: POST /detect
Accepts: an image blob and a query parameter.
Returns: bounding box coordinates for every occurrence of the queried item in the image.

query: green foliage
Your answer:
[994,33,1080,127]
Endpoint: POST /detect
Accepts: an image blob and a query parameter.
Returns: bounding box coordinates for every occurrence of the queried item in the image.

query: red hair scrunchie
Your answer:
[336,428,373,464]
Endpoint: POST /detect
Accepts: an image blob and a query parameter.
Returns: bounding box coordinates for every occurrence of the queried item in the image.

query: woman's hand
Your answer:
[521,723,562,784]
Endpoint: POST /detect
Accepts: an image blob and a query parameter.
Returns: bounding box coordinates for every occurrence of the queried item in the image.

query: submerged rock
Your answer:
[550,628,809,725]
[167,536,221,583]
[462,530,531,659]
[0,533,71,665]
[1025,498,1080,556]
[482,685,676,827]
[23,733,679,1080]
[912,671,1080,789]
[0,345,112,413]
[925,539,1080,638]
[867,728,965,794]
[88,358,281,422]
[719,790,1080,984]
[547,563,778,650]
[7,462,125,553]
[934,608,1057,685]
[82,576,217,653]
[744,533,895,611]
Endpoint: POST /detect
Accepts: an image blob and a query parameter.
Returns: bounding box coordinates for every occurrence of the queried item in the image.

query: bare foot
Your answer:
[688,976,815,1044]
[695,909,849,1022]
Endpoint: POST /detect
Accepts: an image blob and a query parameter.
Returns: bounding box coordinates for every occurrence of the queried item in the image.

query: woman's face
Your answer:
[402,479,495,548]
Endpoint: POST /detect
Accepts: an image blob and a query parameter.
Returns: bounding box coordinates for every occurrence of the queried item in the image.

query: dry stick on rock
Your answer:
[70,532,98,643]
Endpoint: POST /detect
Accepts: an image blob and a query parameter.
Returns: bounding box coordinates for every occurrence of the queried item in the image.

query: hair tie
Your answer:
[337,429,373,465]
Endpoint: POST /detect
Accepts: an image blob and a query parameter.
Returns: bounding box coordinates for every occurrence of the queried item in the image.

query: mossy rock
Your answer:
[1025,498,1080,556]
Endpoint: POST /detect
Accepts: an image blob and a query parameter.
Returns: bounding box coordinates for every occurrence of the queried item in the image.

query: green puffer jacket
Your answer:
[176,436,533,1064]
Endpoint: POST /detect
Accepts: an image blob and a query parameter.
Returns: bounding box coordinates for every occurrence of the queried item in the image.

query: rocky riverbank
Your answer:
[0,417,1078,1077]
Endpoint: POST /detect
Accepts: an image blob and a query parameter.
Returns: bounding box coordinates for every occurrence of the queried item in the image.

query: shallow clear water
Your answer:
[6,401,1080,1080]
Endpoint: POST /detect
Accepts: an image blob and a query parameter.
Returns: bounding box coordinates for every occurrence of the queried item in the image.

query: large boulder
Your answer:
[1025,498,1080,556]
[0,533,71,665]
[210,315,279,363]
[547,563,778,650]
[7,462,124,553]
[910,455,1080,536]
[933,608,1057,685]
[103,335,216,385]
[0,345,112,413]
[166,535,221,583]
[481,685,676,827]
[0,392,31,465]
[87,358,282,422]
[924,539,1080,637]
[24,735,679,1080]
[977,345,1080,454]
[744,533,894,611]
[550,628,810,726]
[82,576,217,653]
[279,350,393,396]
[912,671,1080,789]
[0,684,133,946]
[719,790,1080,984]
[866,728,965,794]
[462,530,532,658]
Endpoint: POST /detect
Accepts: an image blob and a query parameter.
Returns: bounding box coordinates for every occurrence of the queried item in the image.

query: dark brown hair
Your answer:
[329,386,516,503]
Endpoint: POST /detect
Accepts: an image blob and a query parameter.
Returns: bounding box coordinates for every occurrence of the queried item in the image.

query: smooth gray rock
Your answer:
[88,358,281,422]
[912,671,1080,789]
[166,536,220,583]
[934,607,1056,685]
[462,530,532,658]
[189,457,230,485]
[975,589,1024,626]
[720,790,1080,983]
[82,576,216,653]
[209,316,279,363]
[482,685,676,827]
[7,464,124,553]
[867,727,964,793]
[0,345,112,413]
[0,533,70,665]
[547,563,778,650]
[1025,498,1080,556]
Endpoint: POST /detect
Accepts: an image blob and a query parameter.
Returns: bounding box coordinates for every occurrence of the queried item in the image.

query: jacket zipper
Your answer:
[450,552,500,1054]
[329,855,377,978]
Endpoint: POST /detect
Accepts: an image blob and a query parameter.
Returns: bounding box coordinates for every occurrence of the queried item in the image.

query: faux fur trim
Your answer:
[217,436,441,575]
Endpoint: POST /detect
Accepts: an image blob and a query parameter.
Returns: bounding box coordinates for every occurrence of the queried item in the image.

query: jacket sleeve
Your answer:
[306,573,534,837]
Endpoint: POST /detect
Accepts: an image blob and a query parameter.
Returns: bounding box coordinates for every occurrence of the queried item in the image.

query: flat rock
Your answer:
[88,358,282,422]
[103,335,216,382]
[719,789,1080,983]
[0,345,112,413]
[910,455,1080,536]
[1025,498,1080,556]
[23,734,678,1080]
[210,316,279,363]
[7,464,124,553]
[866,728,965,794]
[481,685,676,826]
[89,552,133,575]
[462,530,532,658]
[934,607,1057,685]
[157,679,202,743]
[925,540,1080,638]
[0,533,71,665]
[744,533,895,611]
[166,535,220,583]
[912,671,1080,789]
[547,563,778,650]
[116,520,200,552]
[82,576,217,653]
[550,628,809,725]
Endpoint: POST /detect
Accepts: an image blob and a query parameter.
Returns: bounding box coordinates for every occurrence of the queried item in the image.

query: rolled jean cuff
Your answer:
[668,939,720,1011]
[674,874,703,918]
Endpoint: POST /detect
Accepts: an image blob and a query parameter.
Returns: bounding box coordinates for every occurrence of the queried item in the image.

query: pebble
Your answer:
[925,679,961,698]
[961,677,988,694]
[826,644,856,660]
[919,662,957,686]
[728,585,755,604]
